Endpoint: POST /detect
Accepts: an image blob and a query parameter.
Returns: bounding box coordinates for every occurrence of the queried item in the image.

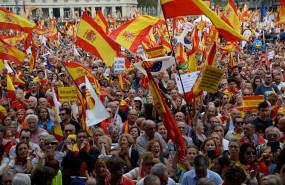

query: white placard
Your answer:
[175,71,200,94]
[114,57,125,74]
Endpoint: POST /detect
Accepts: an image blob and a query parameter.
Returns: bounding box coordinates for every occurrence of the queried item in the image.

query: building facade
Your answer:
[1,0,138,18]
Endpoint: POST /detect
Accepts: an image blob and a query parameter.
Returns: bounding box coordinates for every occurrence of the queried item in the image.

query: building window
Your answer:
[31,0,35,3]
[64,0,68,2]
[86,0,90,2]
[75,0,79,2]
[54,0,57,2]
[42,0,46,2]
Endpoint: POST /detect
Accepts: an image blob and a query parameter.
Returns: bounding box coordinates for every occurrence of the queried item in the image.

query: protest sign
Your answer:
[242,96,264,111]
[175,71,199,94]
[114,57,125,74]
[146,46,165,58]
[58,87,77,102]
[197,66,224,93]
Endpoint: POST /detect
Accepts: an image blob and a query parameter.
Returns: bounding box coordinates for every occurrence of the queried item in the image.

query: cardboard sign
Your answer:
[113,57,125,74]
[197,66,224,93]
[146,46,165,59]
[58,87,77,102]
[175,71,199,94]
[242,96,264,111]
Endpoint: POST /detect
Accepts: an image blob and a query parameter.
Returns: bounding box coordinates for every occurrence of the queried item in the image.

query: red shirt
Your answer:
[105,176,134,185]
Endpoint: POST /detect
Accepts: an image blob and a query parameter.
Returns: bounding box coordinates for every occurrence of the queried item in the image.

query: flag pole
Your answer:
[159,3,193,122]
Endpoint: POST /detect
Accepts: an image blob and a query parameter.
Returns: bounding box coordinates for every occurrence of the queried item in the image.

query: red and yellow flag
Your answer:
[145,65,185,157]
[110,15,160,53]
[94,10,109,34]
[221,0,241,34]
[29,41,37,72]
[160,0,246,42]
[279,6,285,23]
[76,12,120,66]
[187,26,199,55]
[0,38,26,65]
[34,27,46,35]
[176,43,187,64]
[1,35,23,47]
[7,75,15,99]
[8,74,25,87]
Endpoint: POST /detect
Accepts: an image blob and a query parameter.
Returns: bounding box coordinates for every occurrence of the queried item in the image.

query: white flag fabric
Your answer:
[133,56,175,76]
[85,76,110,126]
[51,87,61,125]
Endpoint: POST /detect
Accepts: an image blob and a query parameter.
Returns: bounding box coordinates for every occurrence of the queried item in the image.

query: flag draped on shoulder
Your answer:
[94,10,109,34]
[160,0,246,42]
[62,61,96,86]
[110,16,160,53]
[0,38,26,65]
[76,12,120,66]
[85,76,110,126]
[144,66,185,157]
[221,0,241,33]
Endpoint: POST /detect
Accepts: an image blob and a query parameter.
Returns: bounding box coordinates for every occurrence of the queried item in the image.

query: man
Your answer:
[56,124,76,151]
[254,72,280,98]
[279,117,285,143]
[28,96,38,110]
[121,109,138,134]
[257,126,283,154]
[25,114,48,145]
[240,121,266,146]
[105,156,134,185]
[228,139,241,163]
[138,163,175,185]
[144,175,161,185]
[136,120,168,156]
[21,68,33,89]
[228,108,242,131]
[107,101,125,124]
[274,74,285,90]
[59,107,81,133]
[34,70,49,94]
[223,78,239,99]
[24,81,45,99]
[38,97,49,108]
[10,88,28,110]
[9,128,40,159]
[62,130,96,185]
[225,117,244,141]
[1,169,16,185]
[181,155,222,185]
[253,101,272,133]
[124,89,136,108]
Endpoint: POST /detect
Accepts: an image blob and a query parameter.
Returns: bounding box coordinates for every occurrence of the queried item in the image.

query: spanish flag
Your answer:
[176,43,187,64]
[34,27,46,35]
[187,26,199,55]
[0,59,5,71]
[279,6,285,23]
[8,74,25,87]
[76,12,120,66]
[0,38,26,65]
[29,41,37,73]
[160,0,246,42]
[7,75,15,100]
[158,29,172,53]
[94,10,109,34]
[221,0,241,34]
[1,35,23,47]
[110,15,160,53]
[144,65,185,157]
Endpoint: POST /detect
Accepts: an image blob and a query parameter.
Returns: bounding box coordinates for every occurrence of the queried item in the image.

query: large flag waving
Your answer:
[85,76,110,126]
[76,12,120,66]
[110,16,160,53]
[94,10,109,34]
[160,0,246,42]
[7,75,15,100]
[221,0,241,34]
[145,66,185,157]
[0,38,26,65]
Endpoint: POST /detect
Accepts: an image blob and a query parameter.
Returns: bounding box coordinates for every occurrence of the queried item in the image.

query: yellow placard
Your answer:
[242,96,264,111]
[146,46,165,58]
[58,87,77,102]
[197,66,224,93]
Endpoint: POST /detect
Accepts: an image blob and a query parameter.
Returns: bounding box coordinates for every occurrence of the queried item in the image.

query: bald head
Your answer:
[144,120,156,138]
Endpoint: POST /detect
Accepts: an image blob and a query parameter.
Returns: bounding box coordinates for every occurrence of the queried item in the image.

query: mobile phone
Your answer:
[207,150,215,158]
[270,141,280,153]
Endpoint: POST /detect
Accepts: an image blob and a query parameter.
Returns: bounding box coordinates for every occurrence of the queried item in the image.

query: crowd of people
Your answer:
[1,6,285,185]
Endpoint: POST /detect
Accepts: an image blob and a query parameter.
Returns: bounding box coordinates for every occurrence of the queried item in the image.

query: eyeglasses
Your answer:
[44,142,57,146]
[245,151,256,155]
[2,104,9,107]
[235,122,244,125]
[116,94,123,97]
[144,162,156,166]
[243,94,250,96]
[223,97,230,100]
[267,134,277,138]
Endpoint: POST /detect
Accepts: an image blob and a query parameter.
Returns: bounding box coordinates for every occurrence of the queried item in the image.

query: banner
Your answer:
[242,96,264,111]
[197,66,224,93]
[58,87,77,102]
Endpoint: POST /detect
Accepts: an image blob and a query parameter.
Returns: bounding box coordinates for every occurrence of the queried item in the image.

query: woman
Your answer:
[172,146,198,183]
[146,140,174,178]
[191,120,206,149]
[258,146,276,174]
[156,122,169,143]
[0,144,9,176]
[209,117,221,126]
[91,158,109,185]
[16,109,25,127]
[111,134,139,172]
[93,127,104,148]
[200,137,217,160]
[210,132,224,156]
[2,116,12,127]
[37,107,53,134]
[252,76,262,92]
[5,142,35,173]
[8,107,17,121]
[98,135,112,155]
[129,125,140,142]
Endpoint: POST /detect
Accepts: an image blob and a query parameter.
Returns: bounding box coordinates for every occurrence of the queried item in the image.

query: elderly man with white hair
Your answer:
[25,115,48,145]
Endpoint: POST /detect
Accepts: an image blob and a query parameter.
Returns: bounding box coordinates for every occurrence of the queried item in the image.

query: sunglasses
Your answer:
[243,94,250,96]
[144,162,156,166]
[116,94,123,97]
[44,142,57,146]
[245,151,256,155]
[267,134,277,138]
[2,104,9,107]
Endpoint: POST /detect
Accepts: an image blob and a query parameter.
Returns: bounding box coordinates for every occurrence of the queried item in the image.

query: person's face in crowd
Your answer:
[243,124,254,138]
[38,71,45,79]
[175,112,185,121]
[137,89,144,98]
[196,122,205,134]
[8,124,17,136]
[213,125,224,136]
[115,92,123,100]
[244,147,256,164]
[98,137,110,154]
[150,141,161,158]
[28,98,37,109]
[62,102,70,109]
[259,107,269,118]
[229,141,240,158]
[120,136,129,148]
[211,133,221,146]
[207,106,216,118]
[39,108,48,120]
[47,71,53,79]
[63,124,76,138]
[255,77,262,86]
[16,110,25,120]
[231,109,241,119]
[143,158,156,174]
[17,143,29,159]
[59,110,69,122]
[266,130,279,142]
[274,75,282,85]
[95,161,108,177]
[8,108,16,118]
[194,163,207,179]
[228,82,236,90]
[250,111,258,120]
[53,81,62,91]
[128,110,138,122]
[211,158,221,174]
[52,74,58,80]
[261,147,273,163]
[243,89,251,96]
[44,140,57,155]
[166,80,175,90]
[145,121,156,138]
[38,98,48,107]
[20,131,31,143]
[177,122,187,135]
[232,68,239,75]
[27,118,38,132]
[204,139,216,152]
[157,124,167,140]
[186,148,198,164]
[30,83,37,91]
[146,95,153,104]
[15,89,24,99]
[234,118,244,130]
[175,98,182,107]
[264,74,273,85]
[128,89,136,99]
[130,127,139,139]
[279,118,285,133]
[170,90,178,99]
[76,132,88,148]
[2,173,14,185]
[209,117,219,125]
[24,70,30,78]
[26,109,34,115]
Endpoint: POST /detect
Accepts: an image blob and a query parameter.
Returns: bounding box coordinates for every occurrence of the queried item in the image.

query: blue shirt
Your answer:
[181,169,222,185]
